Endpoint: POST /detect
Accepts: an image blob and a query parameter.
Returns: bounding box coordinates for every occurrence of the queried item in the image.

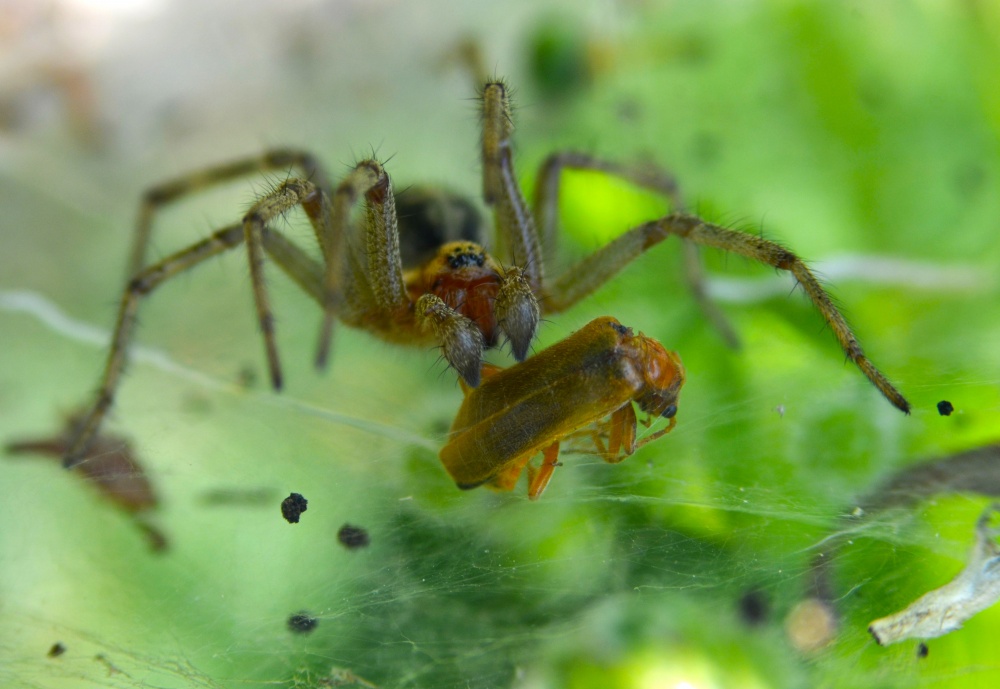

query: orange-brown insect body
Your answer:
[406,241,504,347]
[439,316,685,499]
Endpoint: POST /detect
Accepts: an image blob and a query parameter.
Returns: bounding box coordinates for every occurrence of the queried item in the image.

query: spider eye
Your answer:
[448,249,486,270]
[661,404,677,419]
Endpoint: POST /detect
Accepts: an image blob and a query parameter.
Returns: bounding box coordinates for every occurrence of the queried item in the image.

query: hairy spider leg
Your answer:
[127,149,329,279]
[66,223,244,467]
[480,81,545,289]
[474,80,906,412]
[120,148,340,384]
[532,151,739,348]
[541,214,910,413]
[63,159,392,467]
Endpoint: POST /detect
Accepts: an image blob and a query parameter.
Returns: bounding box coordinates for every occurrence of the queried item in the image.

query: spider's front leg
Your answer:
[329,162,492,387]
[243,179,331,389]
[473,80,548,362]
[64,158,340,467]
[414,294,485,387]
[128,148,347,391]
[532,151,740,349]
[64,224,247,467]
[540,213,911,413]
[493,265,539,361]
[480,80,545,293]
[127,149,330,279]
[477,79,737,354]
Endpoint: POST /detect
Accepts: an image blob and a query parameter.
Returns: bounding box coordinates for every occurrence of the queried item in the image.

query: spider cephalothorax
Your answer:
[61,78,909,467]
[407,241,503,346]
[400,237,539,384]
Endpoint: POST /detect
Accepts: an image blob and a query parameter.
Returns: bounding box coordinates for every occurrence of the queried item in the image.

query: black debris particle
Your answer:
[281,493,308,523]
[287,611,318,634]
[937,400,954,416]
[738,589,769,626]
[48,642,66,658]
[338,523,371,549]
[917,642,929,658]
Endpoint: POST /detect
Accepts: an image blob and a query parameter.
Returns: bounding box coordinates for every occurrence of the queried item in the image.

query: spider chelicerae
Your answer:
[62,78,909,467]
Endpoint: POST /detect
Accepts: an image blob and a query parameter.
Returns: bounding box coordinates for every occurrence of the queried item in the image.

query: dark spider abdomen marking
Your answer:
[396,187,485,268]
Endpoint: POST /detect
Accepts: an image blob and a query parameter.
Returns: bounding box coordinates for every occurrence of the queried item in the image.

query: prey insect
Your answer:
[439,317,685,499]
[62,77,908,467]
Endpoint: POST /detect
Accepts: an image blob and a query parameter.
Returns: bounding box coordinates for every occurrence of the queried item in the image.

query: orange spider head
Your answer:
[409,241,504,347]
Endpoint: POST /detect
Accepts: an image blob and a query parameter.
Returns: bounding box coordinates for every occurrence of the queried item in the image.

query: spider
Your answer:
[62,78,909,467]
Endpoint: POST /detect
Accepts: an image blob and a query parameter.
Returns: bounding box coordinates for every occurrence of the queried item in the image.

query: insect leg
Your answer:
[527,442,561,500]
[605,404,638,462]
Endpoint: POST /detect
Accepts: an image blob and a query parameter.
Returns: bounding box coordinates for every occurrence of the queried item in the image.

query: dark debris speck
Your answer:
[738,589,769,626]
[917,642,929,658]
[337,523,370,549]
[287,611,318,634]
[48,642,66,658]
[937,400,954,416]
[281,493,308,523]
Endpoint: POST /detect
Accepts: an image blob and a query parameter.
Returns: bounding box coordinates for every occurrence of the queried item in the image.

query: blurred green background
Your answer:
[2,0,1000,687]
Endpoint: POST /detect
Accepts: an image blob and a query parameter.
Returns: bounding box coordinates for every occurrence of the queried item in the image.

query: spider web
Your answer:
[2,256,995,689]
[3,2,1000,688]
